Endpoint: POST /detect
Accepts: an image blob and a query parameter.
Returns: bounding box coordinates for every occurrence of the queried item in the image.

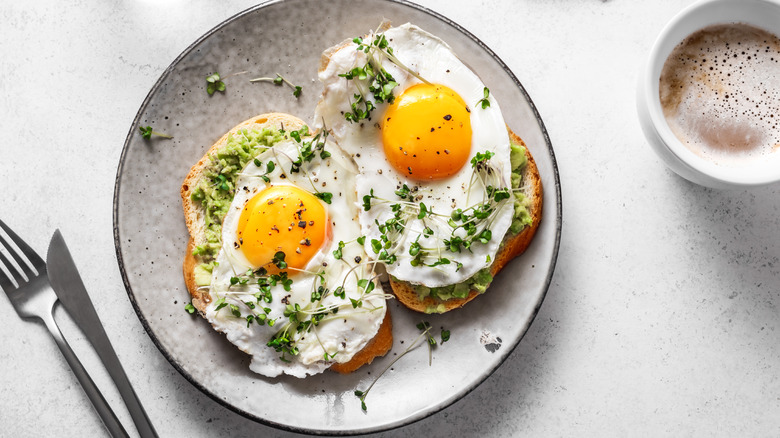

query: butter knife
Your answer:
[46,230,158,438]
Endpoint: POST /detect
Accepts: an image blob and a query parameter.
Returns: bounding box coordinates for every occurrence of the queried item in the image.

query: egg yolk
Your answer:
[236,185,329,275]
[382,83,472,180]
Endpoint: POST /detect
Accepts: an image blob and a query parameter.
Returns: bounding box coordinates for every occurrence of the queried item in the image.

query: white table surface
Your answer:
[1,0,779,436]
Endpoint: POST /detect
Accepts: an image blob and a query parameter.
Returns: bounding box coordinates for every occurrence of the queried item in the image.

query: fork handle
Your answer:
[41,310,130,438]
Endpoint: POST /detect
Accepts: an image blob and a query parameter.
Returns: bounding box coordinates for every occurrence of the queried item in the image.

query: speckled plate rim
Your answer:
[113,0,562,434]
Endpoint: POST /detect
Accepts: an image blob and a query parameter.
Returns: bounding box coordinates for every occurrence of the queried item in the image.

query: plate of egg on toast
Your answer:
[114,0,561,434]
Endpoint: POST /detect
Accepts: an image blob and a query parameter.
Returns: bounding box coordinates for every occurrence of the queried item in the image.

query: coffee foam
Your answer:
[659,23,780,167]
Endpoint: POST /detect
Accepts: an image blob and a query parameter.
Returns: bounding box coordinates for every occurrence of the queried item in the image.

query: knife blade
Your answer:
[47,229,159,438]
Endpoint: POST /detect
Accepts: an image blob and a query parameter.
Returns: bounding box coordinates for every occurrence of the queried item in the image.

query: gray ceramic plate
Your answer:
[114,0,561,434]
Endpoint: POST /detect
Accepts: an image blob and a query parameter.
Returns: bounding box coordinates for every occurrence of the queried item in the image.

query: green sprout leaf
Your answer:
[428,257,451,268]
[493,188,511,202]
[214,297,227,312]
[395,184,411,199]
[417,202,429,219]
[206,72,226,95]
[332,241,345,260]
[250,73,302,99]
[353,319,445,413]
[315,192,333,204]
[477,86,491,109]
[470,151,495,168]
[363,189,375,211]
[139,126,172,140]
[273,251,287,269]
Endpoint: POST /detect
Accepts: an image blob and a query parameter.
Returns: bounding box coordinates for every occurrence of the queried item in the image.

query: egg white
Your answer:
[205,134,386,378]
[315,23,515,288]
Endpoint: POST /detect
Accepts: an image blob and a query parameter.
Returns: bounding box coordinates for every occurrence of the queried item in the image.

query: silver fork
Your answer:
[0,219,129,438]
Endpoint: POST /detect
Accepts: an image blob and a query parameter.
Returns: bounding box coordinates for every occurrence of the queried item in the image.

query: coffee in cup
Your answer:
[659,23,780,167]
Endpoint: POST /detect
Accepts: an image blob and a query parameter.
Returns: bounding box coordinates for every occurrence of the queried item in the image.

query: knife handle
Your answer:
[42,306,130,438]
[96,341,159,438]
[85,313,158,438]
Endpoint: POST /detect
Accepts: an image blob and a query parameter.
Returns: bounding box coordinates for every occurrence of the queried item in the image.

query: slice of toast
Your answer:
[388,130,543,313]
[181,113,308,313]
[180,112,392,373]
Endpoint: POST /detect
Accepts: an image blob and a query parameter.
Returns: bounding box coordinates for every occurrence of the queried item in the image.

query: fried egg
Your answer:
[205,130,386,378]
[315,23,516,288]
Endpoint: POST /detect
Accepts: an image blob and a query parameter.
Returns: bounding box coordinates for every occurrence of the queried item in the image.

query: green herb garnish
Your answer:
[477,87,491,109]
[252,159,276,182]
[339,28,430,123]
[139,126,172,140]
[354,321,445,411]
[206,72,226,95]
[332,241,345,260]
[272,251,287,270]
[250,73,302,98]
[363,189,375,211]
[314,192,333,204]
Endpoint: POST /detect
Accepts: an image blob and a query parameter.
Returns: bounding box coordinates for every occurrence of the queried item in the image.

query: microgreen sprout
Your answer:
[339,26,430,123]
[252,159,276,182]
[250,73,302,98]
[206,71,248,95]
[355,321,446,411]
[139,126,173,139]
[470,151,495,167]
[184,302,196,314]
[333,241,346,260]
[394,184,411,199]
[417,202,429,219]
[206,72,226,95]
[363,189,375,211]
[476,87,491,109]
[272,251,288,270]
[285,126,331,174]
[314,192,333,204]
[214,174,230,192]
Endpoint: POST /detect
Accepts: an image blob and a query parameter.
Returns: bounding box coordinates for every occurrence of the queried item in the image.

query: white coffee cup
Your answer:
[636,0,780,189]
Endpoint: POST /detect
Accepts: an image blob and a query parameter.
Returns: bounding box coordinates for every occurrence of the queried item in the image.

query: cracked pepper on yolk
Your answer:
[236,185,329,275]
[381,83,472,180]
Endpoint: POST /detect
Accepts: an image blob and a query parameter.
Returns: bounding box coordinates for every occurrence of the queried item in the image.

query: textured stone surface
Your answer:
[1,0,778,436]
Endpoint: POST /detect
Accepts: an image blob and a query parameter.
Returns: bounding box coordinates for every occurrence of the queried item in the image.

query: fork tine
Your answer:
[0,231,36,284]
[0,245,17,291]
[0,219,44,273]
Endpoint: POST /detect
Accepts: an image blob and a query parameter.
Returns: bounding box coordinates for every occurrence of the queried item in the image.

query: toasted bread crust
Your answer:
[330,308,393,374]
[181,112,391,374]
[182,238,209,312]
[389,130,543,313]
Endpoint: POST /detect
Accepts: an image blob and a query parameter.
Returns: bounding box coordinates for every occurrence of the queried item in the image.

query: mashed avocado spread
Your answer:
[412,141,533,313]
[190,127,288,285]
